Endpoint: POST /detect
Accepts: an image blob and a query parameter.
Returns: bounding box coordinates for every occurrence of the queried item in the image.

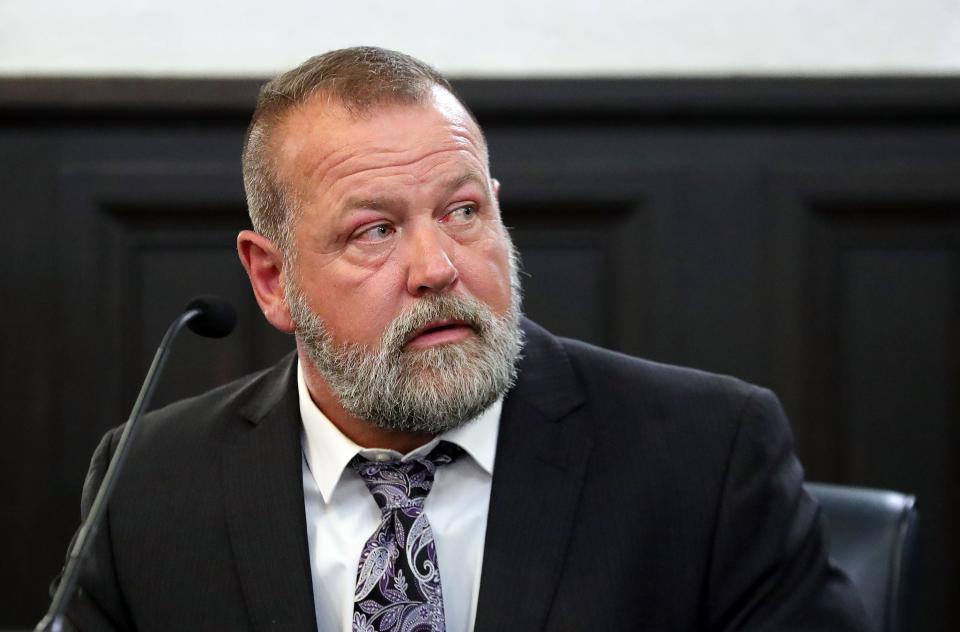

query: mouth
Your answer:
[404,319,474,349]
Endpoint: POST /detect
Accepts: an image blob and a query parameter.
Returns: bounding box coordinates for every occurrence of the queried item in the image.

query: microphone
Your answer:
[36,297,237,632]
[186,295,237,338]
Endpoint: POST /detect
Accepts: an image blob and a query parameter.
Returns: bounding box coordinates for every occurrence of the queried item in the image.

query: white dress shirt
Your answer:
[298,360,500,632]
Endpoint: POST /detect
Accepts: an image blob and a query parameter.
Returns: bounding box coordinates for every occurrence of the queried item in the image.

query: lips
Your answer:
[405,319,474,349]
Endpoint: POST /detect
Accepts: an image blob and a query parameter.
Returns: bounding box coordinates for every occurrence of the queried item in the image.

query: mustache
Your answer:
[381,294,492,354]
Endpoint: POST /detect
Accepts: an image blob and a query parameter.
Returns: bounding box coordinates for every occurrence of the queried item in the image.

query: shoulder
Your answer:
[517,319,787,459]
[562,334,754,397]
[105,353,296,455]
[529,320,772,418]
[146,359,283,425]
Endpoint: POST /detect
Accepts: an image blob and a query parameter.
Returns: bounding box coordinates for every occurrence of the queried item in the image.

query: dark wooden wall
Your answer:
[2,77,958,630]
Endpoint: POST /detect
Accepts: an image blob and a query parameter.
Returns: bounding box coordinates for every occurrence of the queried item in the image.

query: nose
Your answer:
[405,224,459,296]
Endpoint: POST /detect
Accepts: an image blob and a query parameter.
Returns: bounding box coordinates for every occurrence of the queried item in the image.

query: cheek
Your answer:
[298,261,406,345]
[462,237,515,313]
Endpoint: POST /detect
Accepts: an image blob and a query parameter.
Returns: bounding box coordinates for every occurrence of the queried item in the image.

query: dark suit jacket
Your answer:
[64,319,867,631]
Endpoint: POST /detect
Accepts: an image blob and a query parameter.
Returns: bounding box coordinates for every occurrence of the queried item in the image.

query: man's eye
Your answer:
[443,204,478,224]
[354,224,394,243]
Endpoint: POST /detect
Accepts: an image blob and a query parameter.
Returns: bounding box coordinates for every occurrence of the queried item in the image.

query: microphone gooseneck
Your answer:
[36,296,236,632]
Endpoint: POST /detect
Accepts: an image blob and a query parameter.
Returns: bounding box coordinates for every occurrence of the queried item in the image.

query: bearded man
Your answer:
[58,47,868,631]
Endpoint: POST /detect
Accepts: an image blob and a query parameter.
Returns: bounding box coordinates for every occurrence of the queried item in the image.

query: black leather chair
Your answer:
[804,483,919,632]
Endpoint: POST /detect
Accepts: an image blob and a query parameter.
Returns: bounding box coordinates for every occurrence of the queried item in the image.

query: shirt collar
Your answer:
[298,358,501,504]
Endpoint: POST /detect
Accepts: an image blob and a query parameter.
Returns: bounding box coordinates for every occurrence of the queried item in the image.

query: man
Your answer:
[60,47,867,631]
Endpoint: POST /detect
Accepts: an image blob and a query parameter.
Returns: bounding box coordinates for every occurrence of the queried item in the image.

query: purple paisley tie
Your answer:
[350,441,464,632]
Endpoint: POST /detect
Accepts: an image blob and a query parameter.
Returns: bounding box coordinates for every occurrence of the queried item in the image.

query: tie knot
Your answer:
[351,441,464,512]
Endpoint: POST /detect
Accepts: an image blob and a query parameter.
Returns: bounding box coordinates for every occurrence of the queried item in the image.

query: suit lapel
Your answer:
[221,355,318,632]
[474,321,594,632]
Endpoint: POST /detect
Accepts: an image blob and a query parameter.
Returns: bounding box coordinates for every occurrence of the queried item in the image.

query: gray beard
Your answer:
[285,279,524,434]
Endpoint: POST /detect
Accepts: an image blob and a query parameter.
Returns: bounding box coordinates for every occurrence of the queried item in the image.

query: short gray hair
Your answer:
[241,46,473,254]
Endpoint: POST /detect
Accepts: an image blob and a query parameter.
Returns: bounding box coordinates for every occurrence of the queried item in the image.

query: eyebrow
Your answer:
[443,170,487,195]
[340,170,487,213]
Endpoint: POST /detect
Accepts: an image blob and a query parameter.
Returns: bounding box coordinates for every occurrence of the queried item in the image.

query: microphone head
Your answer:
[185,296,237,338]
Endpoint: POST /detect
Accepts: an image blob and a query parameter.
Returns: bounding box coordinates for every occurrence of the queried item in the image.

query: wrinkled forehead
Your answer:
[271,86,489,189]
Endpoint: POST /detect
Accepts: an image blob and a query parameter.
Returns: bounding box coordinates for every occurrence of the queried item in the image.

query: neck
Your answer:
[298,347,435,454]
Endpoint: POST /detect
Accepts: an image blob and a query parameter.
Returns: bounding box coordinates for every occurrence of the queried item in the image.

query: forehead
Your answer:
[272,87,488,194]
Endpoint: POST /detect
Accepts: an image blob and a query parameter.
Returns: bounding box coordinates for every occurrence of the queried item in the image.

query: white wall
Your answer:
[2,0,959,77]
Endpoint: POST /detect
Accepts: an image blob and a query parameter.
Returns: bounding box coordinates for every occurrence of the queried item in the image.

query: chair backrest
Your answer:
[804,483,919,632]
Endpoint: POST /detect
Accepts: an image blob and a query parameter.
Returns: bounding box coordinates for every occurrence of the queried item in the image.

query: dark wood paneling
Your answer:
[5,76,960,122]
[2,77,959,630]
[764,166,960,630]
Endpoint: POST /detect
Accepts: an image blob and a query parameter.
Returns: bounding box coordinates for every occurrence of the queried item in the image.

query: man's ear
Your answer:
[491,177,501,199]
[237,230,296,334]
